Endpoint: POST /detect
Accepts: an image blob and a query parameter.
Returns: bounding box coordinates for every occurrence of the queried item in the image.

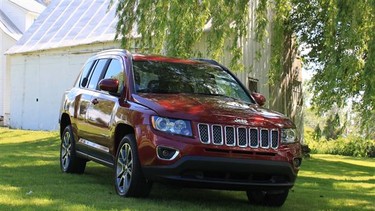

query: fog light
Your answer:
[293,158,302,168]
[157,146,179,160]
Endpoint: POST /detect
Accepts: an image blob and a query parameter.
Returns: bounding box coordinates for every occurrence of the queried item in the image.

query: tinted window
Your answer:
[133,61,253,103]
[80,60,95,87]
[88,59,108,90]
[104,59,123,81]
[103,59,124,93]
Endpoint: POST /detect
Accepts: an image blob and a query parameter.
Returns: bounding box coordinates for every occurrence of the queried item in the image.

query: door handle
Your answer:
[91,98,99,105]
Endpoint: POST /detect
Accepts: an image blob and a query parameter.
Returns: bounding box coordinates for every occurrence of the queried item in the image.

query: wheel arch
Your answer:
[60,113,71,139]
[113,123,135,156]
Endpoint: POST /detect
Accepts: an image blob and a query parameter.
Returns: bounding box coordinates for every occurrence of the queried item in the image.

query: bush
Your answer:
[304,128,375,157]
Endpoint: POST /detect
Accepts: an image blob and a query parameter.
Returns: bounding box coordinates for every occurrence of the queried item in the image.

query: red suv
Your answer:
[59,49,302,207]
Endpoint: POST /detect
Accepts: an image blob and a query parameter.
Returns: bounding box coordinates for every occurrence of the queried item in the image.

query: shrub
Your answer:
[304,128,375,157]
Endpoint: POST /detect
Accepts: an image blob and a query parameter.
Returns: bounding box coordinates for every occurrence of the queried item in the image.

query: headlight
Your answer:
[281,128,297,144]
[151,116,193,137]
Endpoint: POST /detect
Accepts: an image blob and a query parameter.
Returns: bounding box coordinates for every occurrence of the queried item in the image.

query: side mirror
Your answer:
[251,92,266,106]
[98,78,119,93]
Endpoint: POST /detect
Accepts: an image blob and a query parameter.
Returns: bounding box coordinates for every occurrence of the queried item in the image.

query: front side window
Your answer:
[103,59,124,93]
[133,61,253,103]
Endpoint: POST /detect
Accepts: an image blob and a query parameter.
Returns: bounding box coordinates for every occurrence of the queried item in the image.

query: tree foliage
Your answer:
[313,124,322,141]
[113,0,375,135]
[291,0,375,135]
[322,113,345,140]
[113,0,252,70]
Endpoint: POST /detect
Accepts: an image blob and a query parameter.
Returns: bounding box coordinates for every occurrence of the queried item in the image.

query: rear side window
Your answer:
[87,59,108,90]
[79,60,95,87]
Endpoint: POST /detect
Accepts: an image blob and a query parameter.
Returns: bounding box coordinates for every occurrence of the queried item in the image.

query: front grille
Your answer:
[237,128,247,147]
[198,124,210,144]
[198,124,279,149]
[261,129,269,148]
[271,130,278,148]
[249,128,258,148]
[225,126,235,146]
[212,125,223,145]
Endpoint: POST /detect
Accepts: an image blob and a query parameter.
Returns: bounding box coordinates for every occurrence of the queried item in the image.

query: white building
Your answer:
[5,0,119,130]
[5,0,302,131]
[0,0,45,125]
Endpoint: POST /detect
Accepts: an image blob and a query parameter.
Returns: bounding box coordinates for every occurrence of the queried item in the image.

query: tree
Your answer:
[313,124,322,141]
[112,0,257,71]
[322,113,345,140]
[291,0,375,136]
[113,0,375,136]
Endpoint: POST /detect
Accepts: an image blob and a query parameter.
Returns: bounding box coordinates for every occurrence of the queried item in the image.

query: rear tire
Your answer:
[114,134,152,197]
[60,125,86,174]
[246,189,289,207]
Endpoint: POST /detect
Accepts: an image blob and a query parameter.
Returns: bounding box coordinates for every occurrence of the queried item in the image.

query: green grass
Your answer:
[0,128,374,211]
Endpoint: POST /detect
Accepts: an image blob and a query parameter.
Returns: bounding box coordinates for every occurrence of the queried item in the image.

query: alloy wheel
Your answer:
[116,143,133,194]
[61,131,72,171]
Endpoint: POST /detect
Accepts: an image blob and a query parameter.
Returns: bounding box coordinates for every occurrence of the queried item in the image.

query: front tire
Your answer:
[246,189,289,207]
[60,125,86,174]
[114,134,152,197]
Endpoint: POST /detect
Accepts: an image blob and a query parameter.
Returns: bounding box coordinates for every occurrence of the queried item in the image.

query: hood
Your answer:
[133,93,295,128]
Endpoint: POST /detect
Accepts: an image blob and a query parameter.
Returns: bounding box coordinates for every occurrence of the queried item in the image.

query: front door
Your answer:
[84,58,124,164]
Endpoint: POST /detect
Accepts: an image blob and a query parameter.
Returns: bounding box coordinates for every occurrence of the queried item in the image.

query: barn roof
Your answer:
[6,0,118,55]
[0,10,22,40]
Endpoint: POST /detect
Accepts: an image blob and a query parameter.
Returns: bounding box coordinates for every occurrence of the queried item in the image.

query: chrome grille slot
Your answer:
[197,123,279,149]
[212,125,223,145]
[225,126,235,146]
[271,130,278,148]
[237,127,247,147]
[261,129,269,148]
[198,124,210,144]
[249,128,258,148]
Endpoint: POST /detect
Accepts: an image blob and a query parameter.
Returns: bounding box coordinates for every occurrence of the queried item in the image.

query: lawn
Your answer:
[0,128,374,211]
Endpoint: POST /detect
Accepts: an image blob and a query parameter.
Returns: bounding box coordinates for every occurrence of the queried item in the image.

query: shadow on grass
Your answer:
[0,135,374,210]
[302,156,374,175]
[289,156,375,210]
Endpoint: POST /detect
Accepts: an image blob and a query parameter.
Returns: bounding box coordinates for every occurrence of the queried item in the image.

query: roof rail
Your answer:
[193,58,230,72]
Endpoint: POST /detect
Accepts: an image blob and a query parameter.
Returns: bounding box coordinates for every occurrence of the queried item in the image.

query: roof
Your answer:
[0,9,22,40]
[6,0,118,55]
[132,54,201,65]
[9,0,45,14]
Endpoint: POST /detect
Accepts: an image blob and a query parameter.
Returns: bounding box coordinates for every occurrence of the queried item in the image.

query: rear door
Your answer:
[75,59,109,140]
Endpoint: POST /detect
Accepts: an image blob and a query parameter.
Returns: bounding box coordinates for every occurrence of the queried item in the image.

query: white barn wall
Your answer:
[1,32,16,124]
[3,54,12,126]
[9,41,120,130]
[7,55,23,128]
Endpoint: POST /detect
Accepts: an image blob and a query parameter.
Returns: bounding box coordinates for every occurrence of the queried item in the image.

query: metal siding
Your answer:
[9,56,25,129]
[8,42,121,130]
[1,30,18,125]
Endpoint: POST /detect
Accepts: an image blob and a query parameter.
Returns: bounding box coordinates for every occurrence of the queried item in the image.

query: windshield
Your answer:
[132,60,253,103]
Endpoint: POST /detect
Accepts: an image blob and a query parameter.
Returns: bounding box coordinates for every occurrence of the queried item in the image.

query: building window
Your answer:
[248,77,258,93]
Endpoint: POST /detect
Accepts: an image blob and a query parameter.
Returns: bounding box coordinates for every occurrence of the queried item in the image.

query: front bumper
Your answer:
[143,156,297,191]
